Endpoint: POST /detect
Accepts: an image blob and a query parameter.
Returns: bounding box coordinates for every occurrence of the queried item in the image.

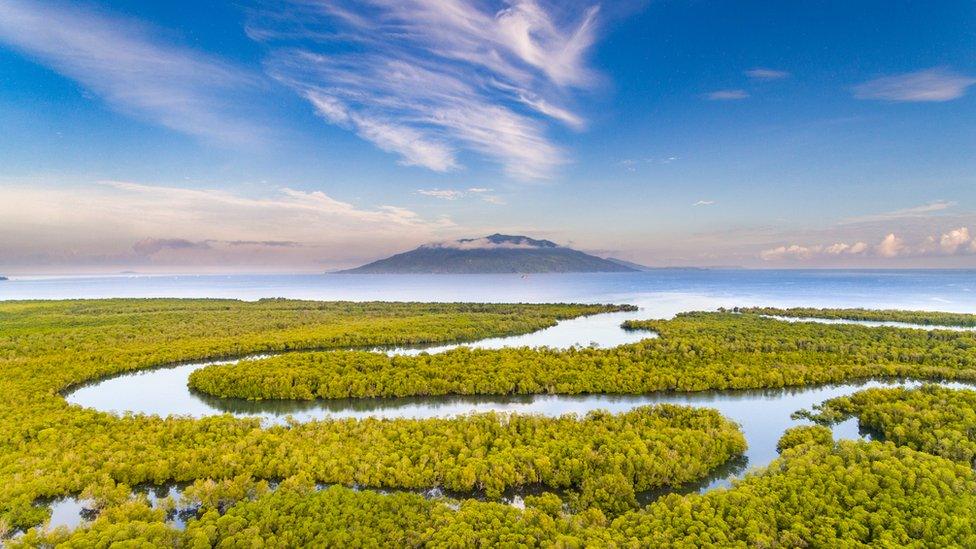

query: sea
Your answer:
[2,269,975,313]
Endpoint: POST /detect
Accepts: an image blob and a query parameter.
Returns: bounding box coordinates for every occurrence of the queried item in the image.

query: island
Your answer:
[337,234,637,274]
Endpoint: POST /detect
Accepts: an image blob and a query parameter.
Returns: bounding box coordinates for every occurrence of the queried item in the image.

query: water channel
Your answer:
[48,311,976,531]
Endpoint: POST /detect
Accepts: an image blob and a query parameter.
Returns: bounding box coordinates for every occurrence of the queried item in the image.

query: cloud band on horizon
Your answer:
[0,181,458,272]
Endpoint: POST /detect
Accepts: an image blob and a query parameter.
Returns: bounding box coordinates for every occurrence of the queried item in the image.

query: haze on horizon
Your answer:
[1,0,974,274]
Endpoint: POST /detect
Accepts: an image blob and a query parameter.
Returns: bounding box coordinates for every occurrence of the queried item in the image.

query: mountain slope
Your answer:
[605,257,652,271]
[338,234,636,274]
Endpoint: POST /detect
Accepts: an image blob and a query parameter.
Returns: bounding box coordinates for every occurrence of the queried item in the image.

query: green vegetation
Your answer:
[775,425,834,453]
[733,306,976,327]
[191,311,976,400]
[799,385,976,465]
[3,403,745,522]
[6,300,976,546]
[15,438,976,547]
[608,438,976,547]
[0,299,637,531]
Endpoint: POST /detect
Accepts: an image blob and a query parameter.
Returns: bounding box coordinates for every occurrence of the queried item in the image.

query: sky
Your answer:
[1,0,975,274]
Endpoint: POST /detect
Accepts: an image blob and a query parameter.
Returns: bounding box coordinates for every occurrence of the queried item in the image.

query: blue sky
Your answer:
[1,0,974,273]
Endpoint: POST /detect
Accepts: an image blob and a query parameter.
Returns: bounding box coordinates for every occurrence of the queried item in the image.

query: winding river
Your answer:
[50,310,976,531]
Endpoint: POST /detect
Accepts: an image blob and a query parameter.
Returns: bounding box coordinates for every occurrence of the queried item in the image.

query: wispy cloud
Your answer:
[853,67,976,102]
[745,68,790,80]
[305,90,458,171]
[132,238,303,256]
[480,194,507,205]
[839,200,957,225]
[693,200,715,206]
[705,89,749,101]
[617,156,679,172]
[254,0,602,179]
[417,189,466,200]
[416,187,504,204]
[132,238,210,256]
[0,0,262,144]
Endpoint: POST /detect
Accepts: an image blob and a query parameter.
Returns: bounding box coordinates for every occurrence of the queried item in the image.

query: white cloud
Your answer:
[416,187,504,205]
[513,92,586,129]
[939,227,973,254]
[891,200,955,214]
[759,244,816,261]
[255,0,601,179]
[305,91,457,172]
[705,89,749,101]
[875,233,904,257]
[839,200,957,225]
[0,181,456,272]
[824,241,869,255]
[759,241,870,261]
[417,189,466,200]
[490,79,586,129]
[745,68,790,80]
[0,0,261,144]
[761,228,976,262]
[693,200,715,206]
[853,68,976,102]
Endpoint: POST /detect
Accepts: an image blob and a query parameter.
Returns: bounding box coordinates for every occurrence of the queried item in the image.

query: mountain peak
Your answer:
[338,234,635,274]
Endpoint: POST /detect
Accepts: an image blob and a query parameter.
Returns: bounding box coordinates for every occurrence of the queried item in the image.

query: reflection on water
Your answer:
[42,485,189,533]
[43,497,94,531]
[392,309,652,354]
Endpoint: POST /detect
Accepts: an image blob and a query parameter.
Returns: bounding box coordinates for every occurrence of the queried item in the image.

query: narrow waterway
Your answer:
[64,308,652,421]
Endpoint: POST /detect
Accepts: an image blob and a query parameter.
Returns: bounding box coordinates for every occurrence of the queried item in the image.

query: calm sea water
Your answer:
[3,269,975,312]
